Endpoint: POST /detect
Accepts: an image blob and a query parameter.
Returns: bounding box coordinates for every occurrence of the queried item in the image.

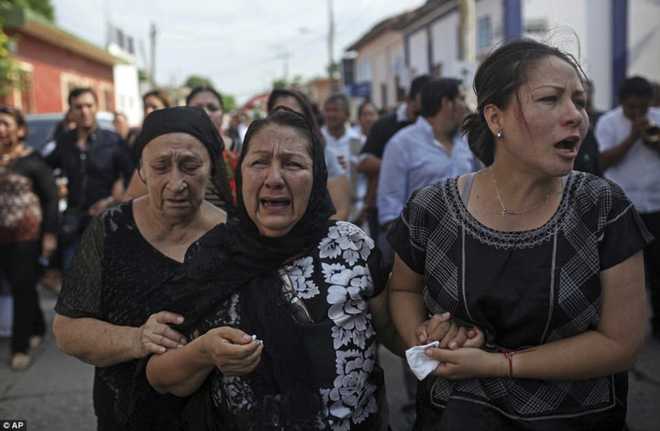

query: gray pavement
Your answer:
[1,287,659,431]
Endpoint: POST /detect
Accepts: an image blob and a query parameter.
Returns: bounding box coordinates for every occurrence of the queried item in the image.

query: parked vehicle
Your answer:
[24,111,116,152]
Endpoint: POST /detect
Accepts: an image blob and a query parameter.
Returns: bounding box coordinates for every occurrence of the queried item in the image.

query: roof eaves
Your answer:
[2,6,127,66]
[346,7,420,52]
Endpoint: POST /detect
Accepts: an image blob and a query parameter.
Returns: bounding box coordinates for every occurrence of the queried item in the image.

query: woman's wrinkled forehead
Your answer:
[144,132,209,156]
[245,123,314,158]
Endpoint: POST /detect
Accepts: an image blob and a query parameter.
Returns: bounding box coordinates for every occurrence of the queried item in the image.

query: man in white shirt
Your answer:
[596,75,660,339]
[321,94,366,225]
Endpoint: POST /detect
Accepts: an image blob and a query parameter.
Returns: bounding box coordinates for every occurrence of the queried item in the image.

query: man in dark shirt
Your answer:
[46,87,133,270]
[357,74,431,241]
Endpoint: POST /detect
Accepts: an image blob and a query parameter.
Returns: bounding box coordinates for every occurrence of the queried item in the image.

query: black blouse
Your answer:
[55,202,219,429]
[388,171,653,430]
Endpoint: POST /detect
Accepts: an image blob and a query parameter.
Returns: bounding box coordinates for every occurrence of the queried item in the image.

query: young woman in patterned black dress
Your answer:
[387,39,652,430]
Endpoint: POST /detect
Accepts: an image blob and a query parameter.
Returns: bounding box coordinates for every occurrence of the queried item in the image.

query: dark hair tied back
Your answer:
[462,111,495,166]
[461,37,585,166]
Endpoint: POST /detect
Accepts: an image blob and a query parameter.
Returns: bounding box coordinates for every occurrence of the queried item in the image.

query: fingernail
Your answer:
[177,344,184,348]
[176,316,184,323]
[180,338,187,345]
[243,334,253,341]
[442,312,450,317]
[449,341,457,350]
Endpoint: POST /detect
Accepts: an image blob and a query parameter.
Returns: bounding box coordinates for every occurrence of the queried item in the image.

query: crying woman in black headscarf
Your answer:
[52,106,232,431]
[146,107,403,430]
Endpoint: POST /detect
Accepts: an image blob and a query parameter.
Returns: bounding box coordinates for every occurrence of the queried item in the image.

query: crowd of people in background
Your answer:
[0,36,659,430]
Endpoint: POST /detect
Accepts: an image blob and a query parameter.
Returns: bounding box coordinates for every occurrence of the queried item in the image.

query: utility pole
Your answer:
[280,47,290,84]
[328,0,336,93]
[149,22,157,88]
[459,0,476,62]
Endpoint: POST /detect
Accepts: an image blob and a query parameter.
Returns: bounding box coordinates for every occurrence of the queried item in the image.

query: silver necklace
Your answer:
[490,167,554,216]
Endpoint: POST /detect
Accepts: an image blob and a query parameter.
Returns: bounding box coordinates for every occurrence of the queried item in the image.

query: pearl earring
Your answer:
[496,131,502,138]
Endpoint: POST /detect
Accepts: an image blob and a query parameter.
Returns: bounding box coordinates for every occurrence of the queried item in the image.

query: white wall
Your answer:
[348,0,660,112]
[523,0,588,60]
[113,64,142,126]
[408,29,429,77]
[628,0,660,84]
[524,0,611,108]
[352,31,405,110]
[524,0,660,109]
[476,0,504,58]
[431,12,460,76]
[584,0,611,110]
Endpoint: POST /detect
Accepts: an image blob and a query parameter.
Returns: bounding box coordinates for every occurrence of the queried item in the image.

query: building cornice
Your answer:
[1,6,127,66]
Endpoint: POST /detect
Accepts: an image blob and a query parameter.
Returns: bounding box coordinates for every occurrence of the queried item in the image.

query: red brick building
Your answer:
[0,6,125,114]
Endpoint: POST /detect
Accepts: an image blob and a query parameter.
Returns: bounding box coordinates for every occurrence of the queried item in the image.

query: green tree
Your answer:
[13,0,54,21]
[290,74,303,88]
[137,68,148,82]
[271,74,303,90]
[184,75,214,89]
[0,0,54,95]
[0,28,13,95]
[0,6,18,95]
[272,78,286,89]
[223,94,236,113]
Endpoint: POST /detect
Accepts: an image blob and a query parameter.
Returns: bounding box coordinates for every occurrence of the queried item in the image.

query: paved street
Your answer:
[1,287,659,431]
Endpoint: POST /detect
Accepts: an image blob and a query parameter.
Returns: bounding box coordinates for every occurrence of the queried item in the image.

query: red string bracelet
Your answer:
[502,349,515,378]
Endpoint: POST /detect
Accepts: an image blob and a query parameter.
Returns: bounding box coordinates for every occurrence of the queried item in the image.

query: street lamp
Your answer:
[299,0,336,93]
[328,0,336,93]
[271,45,290,84]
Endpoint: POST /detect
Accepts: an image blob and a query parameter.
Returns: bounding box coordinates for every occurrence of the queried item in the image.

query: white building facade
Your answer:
[345,0,660,112]
[107,26,142,127]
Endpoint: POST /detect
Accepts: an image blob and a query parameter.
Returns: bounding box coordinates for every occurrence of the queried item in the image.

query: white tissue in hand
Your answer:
[405,341,440,380]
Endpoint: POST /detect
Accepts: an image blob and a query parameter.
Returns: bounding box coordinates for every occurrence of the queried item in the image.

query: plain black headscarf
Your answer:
[133,106,234,211]
[134,106,222,175]
[161,107,336,429]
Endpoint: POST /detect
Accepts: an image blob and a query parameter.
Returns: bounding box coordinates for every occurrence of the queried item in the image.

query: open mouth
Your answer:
[261,198,291,209]
[554,137,579,153]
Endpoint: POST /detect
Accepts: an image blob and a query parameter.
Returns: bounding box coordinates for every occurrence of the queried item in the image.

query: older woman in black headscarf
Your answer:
[52,107,231,431]
[146,107,403,430]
